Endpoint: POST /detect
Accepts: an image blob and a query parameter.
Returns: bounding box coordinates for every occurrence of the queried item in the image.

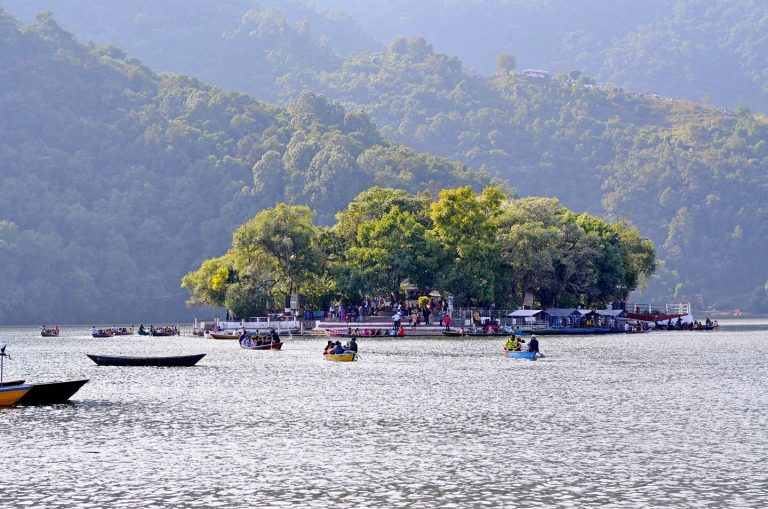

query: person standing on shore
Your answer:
[393,310,401,330]
[444,313,452,331]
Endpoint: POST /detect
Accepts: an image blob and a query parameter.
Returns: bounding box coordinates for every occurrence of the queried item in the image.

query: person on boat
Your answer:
[270,328,280,343]
[347,337,358,353]
[324,340,334,354]
[91,326,97,335]
[705,317,712,327]
[332,341,345,354]
[504,336,519,351]
[138,324,146,334]
[528,335,540,354]
[239,330,248,344]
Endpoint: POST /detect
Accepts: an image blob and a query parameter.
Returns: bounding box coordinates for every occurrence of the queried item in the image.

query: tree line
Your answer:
[182,187,656,317]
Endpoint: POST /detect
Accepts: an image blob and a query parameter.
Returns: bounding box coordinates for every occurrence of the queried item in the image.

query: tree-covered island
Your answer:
[182,186,655,317]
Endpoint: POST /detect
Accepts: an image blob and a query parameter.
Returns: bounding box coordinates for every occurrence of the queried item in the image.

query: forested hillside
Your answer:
[0,10,486,324]
[3,2,768,312]
[311,0,768,112]
[2,0,379,103]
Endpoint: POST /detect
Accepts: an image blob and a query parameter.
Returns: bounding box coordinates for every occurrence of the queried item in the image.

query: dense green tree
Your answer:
[496,53,516,75]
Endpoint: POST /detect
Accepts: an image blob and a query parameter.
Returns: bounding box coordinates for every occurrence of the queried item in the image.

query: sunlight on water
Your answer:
[1,321,767,507]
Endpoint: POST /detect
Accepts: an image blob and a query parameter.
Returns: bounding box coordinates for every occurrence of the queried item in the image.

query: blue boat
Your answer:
[505,350,538,360]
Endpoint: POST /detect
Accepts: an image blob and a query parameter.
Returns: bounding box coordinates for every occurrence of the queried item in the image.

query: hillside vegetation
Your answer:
[0,10,486,324]
[287,41,768,310]
[311,0,768,112]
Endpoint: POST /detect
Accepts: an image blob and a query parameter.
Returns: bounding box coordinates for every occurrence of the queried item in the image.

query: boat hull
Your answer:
[527,328,614,335]
[505,350,538,360]
[0,385,31,406]
[240,341,283,350]
[323,353,358,362]
[17,379,89,405]
[209,333,239,340]
[41,332,59,337]
[87,353,205,367]
[0,379,25,387]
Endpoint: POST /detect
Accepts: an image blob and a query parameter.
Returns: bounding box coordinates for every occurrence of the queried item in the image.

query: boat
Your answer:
[0,385,32,406]
[323,352,358,362]
[505,349,538,360]
[91,330,112,338]
[86,353,205,367]
[0,379,24,387]
[111,328,134,336]
[466,331,510,337]
[41,327,60,337]
[137,328,150,336]
[442,331,465,337]
[626,302,694,325]
[149,327,180,337]
[15,379,89,405]
[209,332,239,340]
[525,327,615,336]
[240,340,283,350]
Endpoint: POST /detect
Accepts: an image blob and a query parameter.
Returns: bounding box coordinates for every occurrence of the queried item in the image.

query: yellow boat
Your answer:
[323,352,358,362]
[0,385,31,406]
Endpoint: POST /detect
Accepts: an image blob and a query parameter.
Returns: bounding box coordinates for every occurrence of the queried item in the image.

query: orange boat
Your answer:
[0,385,32,406]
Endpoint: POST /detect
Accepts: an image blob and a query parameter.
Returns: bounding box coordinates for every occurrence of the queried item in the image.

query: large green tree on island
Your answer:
[182,187,656,314]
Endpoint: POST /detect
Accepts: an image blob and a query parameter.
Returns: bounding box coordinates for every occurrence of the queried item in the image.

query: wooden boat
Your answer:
[15,379,89,405]
[92,331,112,338]
[150,329,180,337]
[526,327,615,335]
[41,329,60,337]
[86,353,205,367]
[240,341,283,350]
[323,352,358,362]
[505,349,538,360]
[209,332,239,340]
[0,385,32,406]
[0,379,24,388]
[111,329,134,336]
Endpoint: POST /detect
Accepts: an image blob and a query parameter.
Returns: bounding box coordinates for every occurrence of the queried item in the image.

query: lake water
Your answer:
[1,321,767,508]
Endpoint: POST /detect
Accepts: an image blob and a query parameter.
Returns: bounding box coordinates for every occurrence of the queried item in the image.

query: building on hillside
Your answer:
[520,69,550,80]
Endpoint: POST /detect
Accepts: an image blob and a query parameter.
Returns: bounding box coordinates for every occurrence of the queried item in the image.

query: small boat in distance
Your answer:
[86,353,205,367]
[149,325,180,337]
[323,352,358,362]
[240,341,283,350]
[208,332,240,340]
[41,326,60,337]
[0,385,32,406]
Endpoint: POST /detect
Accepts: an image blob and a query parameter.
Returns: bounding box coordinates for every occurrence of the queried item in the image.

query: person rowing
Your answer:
[528,335,540,355]
[504,335,519,351]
